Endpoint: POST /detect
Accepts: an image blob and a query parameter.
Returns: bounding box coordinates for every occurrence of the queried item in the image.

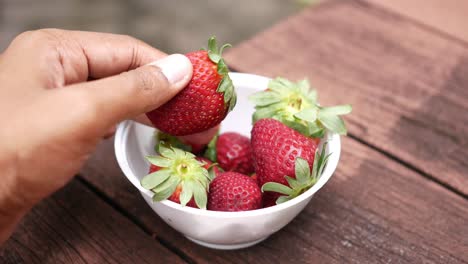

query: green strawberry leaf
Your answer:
[223,79,234,104]
[207,166,218,181]
[158,142,176,158]
[141,169,171,189]
[294,108,318,123]
[319,104,352,116]
[309,127,325,138]
[208,52,221,64]
[285,176,302,190]
[313,143,331,180]
[207,37,218,57]
[204,36,236,113]
[219,43,232,55]
[179,181,193,206]
[252,102,287,123]
[297,79,317,103]
[294,157,311,184]
[217,59,229,75]
[203,134,218,162]
[152,177,179,202]
[156,131,192,153]
[217,75,230,93]
[249,91,282,106]
[228,89,237,111]
[318,115,347,135]
[146,155,171,168]
[192,181,208,209]
[311,149,321,181]
[268,77,293,92]
[261,182,293,195]
[276,196,291,205]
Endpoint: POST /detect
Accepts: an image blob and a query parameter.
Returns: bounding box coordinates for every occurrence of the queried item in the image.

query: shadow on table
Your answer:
[391,55,468,162]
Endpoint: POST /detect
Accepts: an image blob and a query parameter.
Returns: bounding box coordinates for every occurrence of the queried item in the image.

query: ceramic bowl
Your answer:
[114,73,341,250]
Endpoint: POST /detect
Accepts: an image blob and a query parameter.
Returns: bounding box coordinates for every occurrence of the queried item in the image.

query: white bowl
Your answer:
[114,73,341,250]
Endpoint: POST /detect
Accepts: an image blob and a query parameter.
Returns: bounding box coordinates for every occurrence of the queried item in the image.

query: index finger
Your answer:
[62,30,167,78]
[4,29,167,85]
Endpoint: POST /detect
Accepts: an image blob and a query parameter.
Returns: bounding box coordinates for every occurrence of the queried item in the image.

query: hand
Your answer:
[0,29,193,243]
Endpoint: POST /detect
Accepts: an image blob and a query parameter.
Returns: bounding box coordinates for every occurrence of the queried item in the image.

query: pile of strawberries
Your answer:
[141,38,351,211]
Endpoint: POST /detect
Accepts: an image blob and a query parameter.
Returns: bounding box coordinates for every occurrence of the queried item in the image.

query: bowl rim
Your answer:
[114,72,341,218]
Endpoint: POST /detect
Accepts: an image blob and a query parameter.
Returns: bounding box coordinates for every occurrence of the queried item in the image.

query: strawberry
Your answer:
[146,37,236,136]
[262,143,331,205]
[204,132,254,175]
[207,172,262,211]
[249,78,351,206]
[141,144,212,209]
[251,118,320,206]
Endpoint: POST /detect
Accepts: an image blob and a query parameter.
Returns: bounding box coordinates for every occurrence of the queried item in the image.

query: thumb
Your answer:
[66,54,192,131]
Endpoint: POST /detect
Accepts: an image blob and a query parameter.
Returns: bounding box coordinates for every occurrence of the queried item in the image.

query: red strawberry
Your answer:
[204,132,254,175]
[251,118,319,207]
[142,144,211,209]
[148,163,198,207]
[207,172,262,211]
[249,78,351,207]
[147,155,220,208]
[146,37,236,136]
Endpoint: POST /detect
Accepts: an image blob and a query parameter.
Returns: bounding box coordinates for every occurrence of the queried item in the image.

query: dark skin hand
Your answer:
[0,29,218,244]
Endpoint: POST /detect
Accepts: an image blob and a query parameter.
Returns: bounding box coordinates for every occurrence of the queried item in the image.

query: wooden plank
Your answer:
[80,135,468,263]
[366,0,468,43]
[0,180,184,264]
[224,0,468,195]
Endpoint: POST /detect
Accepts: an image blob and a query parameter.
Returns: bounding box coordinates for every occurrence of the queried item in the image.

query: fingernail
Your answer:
[148,54,192,87]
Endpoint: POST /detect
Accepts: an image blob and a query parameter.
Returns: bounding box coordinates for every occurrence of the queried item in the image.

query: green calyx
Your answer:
[261,143,331,205]
[141,143,210,209]
[249,77,352,137]
[155,131,192,153]
[206,36,237,112]
[203,134,218,162]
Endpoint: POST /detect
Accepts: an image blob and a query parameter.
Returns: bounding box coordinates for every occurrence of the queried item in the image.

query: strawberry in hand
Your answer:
[146,37,236,136]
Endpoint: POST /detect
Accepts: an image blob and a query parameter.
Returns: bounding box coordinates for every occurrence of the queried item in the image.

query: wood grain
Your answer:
[224,0,468,196]
[366,0,468,43]
[0,180,184,264]
[80,135,468,263]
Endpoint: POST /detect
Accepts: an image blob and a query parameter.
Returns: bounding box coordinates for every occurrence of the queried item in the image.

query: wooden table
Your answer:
[2,1,468,263]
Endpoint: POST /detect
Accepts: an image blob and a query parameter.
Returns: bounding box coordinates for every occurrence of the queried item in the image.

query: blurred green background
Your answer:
[0,0,317,53]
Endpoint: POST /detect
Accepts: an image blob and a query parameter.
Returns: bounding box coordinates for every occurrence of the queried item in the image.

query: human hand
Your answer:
[0,29,193,243]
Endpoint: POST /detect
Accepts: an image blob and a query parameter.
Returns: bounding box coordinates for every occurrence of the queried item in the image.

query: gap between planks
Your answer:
[343,0,468,201]
[348,132,468,200]
[75,176,197,264]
